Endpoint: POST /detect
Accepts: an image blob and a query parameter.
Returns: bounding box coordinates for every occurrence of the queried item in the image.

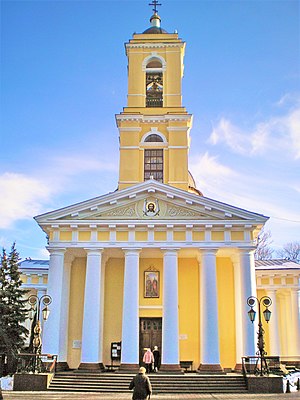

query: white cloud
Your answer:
[208,99,300,159]
[0,172,53,229]
[189,152,300,223]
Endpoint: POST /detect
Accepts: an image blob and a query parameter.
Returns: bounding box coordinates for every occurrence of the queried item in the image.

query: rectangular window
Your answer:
[144,149,163,183]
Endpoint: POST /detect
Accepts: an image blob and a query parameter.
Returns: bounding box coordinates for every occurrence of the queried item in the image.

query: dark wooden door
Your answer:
[139,318,162,365]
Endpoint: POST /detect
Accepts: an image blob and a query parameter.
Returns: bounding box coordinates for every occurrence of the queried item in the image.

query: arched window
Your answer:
[144,134,163,143]
[146,58,163,108]
[144,149,163,183]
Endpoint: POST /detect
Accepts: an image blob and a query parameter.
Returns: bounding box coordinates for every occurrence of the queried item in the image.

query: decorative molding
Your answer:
[105,207,136,217]
[167,205,200,217]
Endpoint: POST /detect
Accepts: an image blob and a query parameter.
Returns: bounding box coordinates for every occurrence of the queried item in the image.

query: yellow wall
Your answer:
[193,231,205,241]
[116,231,128,242]
[98,231,110,241]
[173,231,186,241]
[78,231,91,241]
[67,258,86,368]
[136,231,148,241]
[178,258,200,370]
[231,231,244,241]
[60,231,72,241]
[212,231,224,241]
[103,258,124,365]
[31,275,39,284]
[216,257,236,368]
[154,231,167,241]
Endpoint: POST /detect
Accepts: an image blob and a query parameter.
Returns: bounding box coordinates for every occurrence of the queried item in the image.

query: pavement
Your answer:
[1,392,300,400]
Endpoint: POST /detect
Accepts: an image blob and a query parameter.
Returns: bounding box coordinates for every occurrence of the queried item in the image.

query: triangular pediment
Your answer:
[35,180,268,226]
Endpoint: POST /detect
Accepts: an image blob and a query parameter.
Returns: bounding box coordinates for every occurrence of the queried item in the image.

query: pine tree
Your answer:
[0,243,29,374]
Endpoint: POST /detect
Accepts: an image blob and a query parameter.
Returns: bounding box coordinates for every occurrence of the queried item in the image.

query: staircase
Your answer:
[48,372,248,393]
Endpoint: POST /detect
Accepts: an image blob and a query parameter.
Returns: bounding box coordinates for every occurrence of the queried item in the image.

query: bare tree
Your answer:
[277,241,300,263]
[255,228,274,260]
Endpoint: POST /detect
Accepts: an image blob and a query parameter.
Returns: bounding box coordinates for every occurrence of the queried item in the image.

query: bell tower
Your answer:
[116,4,193,192]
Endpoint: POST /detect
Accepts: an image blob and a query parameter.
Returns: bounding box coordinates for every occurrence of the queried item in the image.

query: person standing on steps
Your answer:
[129,366,152,400]
[153,345,160,372]
[143,347,154,373]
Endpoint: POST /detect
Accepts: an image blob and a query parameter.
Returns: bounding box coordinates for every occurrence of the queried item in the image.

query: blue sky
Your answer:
[1,0,299,259]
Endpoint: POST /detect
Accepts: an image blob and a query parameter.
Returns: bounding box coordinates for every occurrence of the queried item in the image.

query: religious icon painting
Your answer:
[144,270,159,298]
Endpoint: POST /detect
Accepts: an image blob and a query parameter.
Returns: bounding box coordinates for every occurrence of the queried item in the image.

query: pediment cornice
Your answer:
[35,180,268,227]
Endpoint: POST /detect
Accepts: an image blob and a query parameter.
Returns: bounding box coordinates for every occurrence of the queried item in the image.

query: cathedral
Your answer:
[31,4,300,372]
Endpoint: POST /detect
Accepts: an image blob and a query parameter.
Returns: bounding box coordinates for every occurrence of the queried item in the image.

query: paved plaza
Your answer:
[1,392,300,400]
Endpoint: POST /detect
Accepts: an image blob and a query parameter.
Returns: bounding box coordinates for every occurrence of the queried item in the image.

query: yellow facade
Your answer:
[33,8,300,375]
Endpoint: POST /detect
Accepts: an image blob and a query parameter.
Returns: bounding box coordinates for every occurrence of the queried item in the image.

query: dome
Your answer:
[188,171,203,196]
[143,26,168,34]
[143,13,168,34]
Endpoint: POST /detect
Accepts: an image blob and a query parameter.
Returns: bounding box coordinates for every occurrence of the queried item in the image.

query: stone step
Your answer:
[48,372,247,393]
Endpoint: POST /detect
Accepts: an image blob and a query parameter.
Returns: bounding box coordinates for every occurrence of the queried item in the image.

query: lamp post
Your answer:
[27,294,52,372]
[247,295,272,376]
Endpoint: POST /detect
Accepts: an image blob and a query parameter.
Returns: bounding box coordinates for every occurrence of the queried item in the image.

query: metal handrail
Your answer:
[16,352,57,374]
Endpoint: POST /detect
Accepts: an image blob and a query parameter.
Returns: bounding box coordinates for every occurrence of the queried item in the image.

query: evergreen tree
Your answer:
[0,244,29,374]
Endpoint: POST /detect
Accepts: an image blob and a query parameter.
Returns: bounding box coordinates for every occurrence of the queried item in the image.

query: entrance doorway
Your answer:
[139,318,162,365]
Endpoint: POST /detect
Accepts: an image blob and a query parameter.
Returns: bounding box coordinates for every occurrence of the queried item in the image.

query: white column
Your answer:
[239,249,256,356]
[80,249,104,367]
[120,249,140,366]
[199,249,222,370]
[43,248,67,359]
[266,289,280,356]
[233,257,244,368]
[161,249,180,367]
[290,289,300,356]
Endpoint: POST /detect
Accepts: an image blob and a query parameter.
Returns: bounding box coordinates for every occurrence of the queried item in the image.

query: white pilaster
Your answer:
[290,289,300,356]
[239,249,256,356]
[161,249,179,366]
[121,249,141,365]
[199,249,222,369]
[266,289,280,356]
[80,249,104,365]
[43,248,67,358]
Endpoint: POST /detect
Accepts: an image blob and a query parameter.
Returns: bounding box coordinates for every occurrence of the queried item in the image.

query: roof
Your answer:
[19,259,49,270]
[255,259,300,270]
[143,26,168,34]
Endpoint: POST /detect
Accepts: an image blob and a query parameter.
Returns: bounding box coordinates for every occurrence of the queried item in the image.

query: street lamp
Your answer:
[27,294,52,355]
[247,295,272,376]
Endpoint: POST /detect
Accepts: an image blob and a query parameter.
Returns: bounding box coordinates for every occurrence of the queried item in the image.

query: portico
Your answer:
[35,179,266,371]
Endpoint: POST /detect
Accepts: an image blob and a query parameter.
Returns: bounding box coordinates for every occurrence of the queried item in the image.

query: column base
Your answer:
[198,363,224,373]
[117,363,139,373]
[78,362,105,372]
[159,364,183,374]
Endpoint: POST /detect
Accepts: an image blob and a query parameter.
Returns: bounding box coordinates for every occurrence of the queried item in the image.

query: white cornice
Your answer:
[116,114,192,123]
[35,180,268,225]
[126,43,184,50]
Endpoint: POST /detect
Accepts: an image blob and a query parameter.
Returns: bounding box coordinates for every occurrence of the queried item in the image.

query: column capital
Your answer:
[161,248,180,255]
[47,247,66,256]
[84,248,104,256]
[122,248,142,256]
[200,248,218,257]
[238,247,256,255]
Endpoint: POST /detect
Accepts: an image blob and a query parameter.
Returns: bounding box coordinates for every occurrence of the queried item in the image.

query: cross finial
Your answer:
[149,0,162,14]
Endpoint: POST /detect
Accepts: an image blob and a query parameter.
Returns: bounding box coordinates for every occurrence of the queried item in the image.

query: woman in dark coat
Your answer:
[129,366,152,400]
